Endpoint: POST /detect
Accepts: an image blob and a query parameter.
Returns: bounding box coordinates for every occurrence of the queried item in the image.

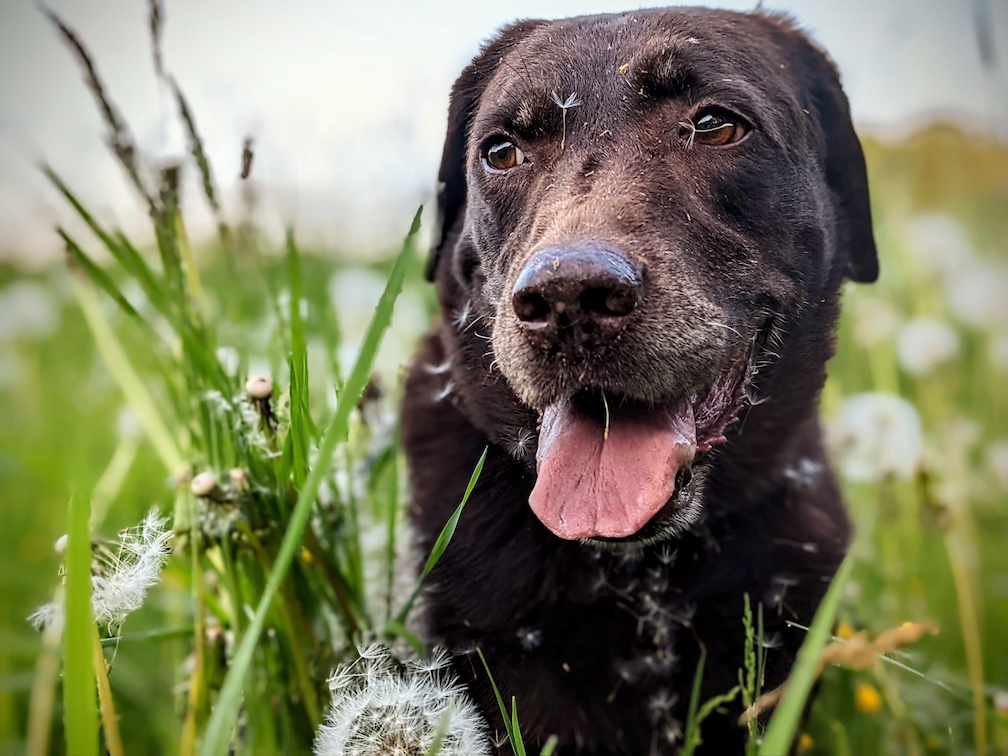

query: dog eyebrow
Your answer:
[630,45,703,99]
[498,90,564,140]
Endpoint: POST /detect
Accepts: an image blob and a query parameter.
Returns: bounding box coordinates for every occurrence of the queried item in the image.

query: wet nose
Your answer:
[511,244,644,347]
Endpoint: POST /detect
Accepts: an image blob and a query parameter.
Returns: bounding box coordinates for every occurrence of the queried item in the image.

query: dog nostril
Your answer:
[514,290,551,323]
[581,286,637,318]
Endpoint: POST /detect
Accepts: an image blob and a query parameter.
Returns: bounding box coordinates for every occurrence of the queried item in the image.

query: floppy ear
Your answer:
[813,70,878,283]
[425,20,545,282]
[796,40,878,283]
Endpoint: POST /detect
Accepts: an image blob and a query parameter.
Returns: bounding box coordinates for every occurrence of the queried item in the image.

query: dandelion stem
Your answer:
[92,627,125,756]
[25,588,62,756]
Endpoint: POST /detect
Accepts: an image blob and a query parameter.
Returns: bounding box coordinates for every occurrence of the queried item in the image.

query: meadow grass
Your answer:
[0,9,1006,755]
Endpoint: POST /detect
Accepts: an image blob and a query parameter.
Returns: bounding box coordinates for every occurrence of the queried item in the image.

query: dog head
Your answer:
[427,9,876,543]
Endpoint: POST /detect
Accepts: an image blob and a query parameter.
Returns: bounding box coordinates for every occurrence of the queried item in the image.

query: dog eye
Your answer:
[680,109,749,147]
[484,139,526,171]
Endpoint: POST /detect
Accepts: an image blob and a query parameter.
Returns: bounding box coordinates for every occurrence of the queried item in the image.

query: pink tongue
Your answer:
[529,399,697,540]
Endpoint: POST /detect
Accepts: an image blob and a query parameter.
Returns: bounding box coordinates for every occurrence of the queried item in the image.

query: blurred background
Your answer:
[0,0,1006,753]
[1,0,1006,264]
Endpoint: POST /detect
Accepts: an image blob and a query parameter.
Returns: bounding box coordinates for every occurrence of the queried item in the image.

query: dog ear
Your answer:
[813,70,878,283]
[792,36,878,283]
[426,20,545,282]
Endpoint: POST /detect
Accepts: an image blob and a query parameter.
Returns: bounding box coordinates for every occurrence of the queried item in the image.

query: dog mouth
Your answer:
[528,333,763,542]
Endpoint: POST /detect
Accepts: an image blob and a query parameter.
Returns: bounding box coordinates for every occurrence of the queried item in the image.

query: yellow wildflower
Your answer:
[855,682,883,713]
[798,733,814,752]
[836,621,855,640]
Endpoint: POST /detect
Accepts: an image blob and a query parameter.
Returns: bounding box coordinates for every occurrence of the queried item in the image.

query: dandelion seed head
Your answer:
[828,393,923,482]
[29,509,171,633]
[315,644,490,756]
[895,317,959,376]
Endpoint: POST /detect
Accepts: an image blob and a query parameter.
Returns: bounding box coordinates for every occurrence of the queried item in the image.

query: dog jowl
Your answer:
[403,7,876,754]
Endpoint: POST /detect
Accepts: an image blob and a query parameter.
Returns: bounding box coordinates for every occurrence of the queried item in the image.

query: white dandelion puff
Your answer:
[314,644,490,756]
[29,508,172,632]
[828,393,924,482]
[894,317,960,376]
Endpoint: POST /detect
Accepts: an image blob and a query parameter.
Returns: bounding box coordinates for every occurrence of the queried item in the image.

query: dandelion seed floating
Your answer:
[314,644,490,756]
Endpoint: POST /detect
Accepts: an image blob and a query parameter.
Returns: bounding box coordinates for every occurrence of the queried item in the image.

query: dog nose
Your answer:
[512,245,643,345]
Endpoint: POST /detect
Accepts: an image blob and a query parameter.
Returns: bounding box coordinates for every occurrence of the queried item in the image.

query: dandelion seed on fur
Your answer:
[314,644,490,756]
[29,508,172,633]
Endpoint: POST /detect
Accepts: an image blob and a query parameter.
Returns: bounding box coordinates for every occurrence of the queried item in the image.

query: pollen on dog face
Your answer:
[314,644,490,756]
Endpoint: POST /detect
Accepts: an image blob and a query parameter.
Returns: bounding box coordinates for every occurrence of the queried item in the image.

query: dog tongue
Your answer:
[530,399,697,540]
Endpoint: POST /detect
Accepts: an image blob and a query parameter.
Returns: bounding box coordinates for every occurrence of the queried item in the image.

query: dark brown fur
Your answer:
[403,8,876,754]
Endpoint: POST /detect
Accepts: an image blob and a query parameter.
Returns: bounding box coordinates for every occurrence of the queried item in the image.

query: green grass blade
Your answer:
[539,735,559,756]
[681,648,707,756]
[200,209,420,756]
[393,446,487,627]
[63,495,98,756]
[286,230,311,487]
[476,648,514,744]
[511,697,527,756]
[73,277,186,474]
[761,554,854,754]
[61,230,145,324]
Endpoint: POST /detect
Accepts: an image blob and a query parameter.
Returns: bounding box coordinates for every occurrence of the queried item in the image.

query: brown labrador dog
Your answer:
[403,7,876,754]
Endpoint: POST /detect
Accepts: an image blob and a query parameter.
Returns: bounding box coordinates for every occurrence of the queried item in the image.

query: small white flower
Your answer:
[828,393,924,482]
[314,644,490,756]
[29,509,172,632]
[894,317,959,376]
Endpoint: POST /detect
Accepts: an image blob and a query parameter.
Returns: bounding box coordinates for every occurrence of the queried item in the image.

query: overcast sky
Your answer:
[0,0,1005,266]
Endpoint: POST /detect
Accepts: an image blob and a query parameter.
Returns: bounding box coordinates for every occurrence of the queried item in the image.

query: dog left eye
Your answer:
[681,109,749,147]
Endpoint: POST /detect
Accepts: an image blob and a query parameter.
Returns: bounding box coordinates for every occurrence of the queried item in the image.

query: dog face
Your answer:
[427,9,876,544]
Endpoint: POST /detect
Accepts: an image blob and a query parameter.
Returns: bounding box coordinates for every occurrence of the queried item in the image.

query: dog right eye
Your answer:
[484,139,526,171]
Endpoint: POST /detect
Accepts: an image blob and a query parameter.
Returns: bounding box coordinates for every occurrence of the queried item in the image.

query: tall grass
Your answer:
[1,6,1005,756]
